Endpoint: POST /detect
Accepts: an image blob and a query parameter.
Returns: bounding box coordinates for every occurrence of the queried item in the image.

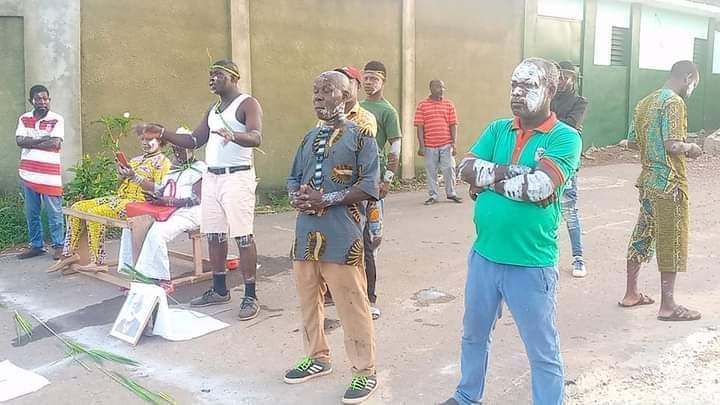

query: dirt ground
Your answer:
[1,156,719,405]
[580,144,640,167]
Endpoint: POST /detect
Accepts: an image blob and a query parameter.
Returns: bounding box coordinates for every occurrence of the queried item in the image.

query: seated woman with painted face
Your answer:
[117,143,206,290]
[50,126,171,273]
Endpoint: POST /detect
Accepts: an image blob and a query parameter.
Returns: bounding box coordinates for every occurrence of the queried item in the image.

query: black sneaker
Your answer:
[284,357,332,384]
[189,288,231,307]
[342,375,378,404]
[17,247,45,260]
[447,195,463,203]
[424,197,437,206]
[238,296,260,321]
[438,398,460,405]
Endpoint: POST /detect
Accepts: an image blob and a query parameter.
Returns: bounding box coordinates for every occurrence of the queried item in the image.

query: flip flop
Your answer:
[657,305,702,322]
[618,293,655,307]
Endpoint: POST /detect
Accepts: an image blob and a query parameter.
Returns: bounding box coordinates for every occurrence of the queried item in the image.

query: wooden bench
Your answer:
[61,207,211,288]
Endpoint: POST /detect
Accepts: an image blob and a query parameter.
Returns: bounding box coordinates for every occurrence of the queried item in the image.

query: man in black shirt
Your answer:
[551,61,589,278]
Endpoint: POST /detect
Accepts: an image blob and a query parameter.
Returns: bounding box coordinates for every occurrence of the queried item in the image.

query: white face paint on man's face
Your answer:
[511,62,547,114]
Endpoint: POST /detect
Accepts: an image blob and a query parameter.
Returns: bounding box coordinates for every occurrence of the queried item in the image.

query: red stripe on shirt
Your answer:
[22,180,63,196]
[539,157,565,185]
[414,98,458,148]
[21,116,37,128]
[39,120,58,131]
[19,159,62,175]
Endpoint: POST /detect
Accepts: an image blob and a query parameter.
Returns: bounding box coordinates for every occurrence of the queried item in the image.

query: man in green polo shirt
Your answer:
[360,60,402,320]
[440,57,581,405]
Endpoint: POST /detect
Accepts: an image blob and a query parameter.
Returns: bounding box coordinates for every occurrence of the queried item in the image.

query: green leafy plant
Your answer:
[268,191,291,211]
[0,192,29,248]
[65,112,139,204]
[64,154,119,204]
[93,112,139,150]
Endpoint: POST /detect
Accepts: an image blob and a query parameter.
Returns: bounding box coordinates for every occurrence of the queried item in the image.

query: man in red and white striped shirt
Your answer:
[15,85,65,260]
[414,80,463,205]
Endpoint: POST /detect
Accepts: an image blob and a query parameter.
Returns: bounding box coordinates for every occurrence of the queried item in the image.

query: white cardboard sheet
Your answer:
[0,360,50,402]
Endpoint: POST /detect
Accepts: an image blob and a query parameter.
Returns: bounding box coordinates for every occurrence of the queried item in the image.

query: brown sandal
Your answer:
[618,293,655,307]
[657,305,701,321]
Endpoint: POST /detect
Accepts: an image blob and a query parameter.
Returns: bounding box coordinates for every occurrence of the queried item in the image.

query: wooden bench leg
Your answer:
[128,215,155,263]
[77,223,91,266]
[192,236,204,277]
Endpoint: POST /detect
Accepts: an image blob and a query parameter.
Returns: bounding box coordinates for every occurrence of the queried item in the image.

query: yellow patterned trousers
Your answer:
[62,196,134,264]
[627,188,689,273]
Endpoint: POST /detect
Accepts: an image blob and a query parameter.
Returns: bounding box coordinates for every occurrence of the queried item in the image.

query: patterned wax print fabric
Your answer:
[288,122,380,266]
[628,88,688,197]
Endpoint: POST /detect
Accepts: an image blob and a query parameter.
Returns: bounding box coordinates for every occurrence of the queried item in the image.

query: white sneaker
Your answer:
[571,256,587,278]
[370,304,381,320]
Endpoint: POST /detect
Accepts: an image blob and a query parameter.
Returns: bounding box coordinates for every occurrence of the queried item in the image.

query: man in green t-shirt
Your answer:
[359,60,402,320]
[440,58,581,405]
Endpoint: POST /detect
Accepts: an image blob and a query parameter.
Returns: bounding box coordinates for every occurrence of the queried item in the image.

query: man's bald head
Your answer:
[429,79,446,99]
[318,70,351,92]
[668,60,700,99]
[313,71,352,121]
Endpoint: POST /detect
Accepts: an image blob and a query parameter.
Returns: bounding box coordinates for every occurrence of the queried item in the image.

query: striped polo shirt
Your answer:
[413,97,458,148]
[15,110,65,196]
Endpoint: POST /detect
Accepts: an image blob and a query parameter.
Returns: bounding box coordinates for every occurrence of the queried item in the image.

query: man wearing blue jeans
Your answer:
[552,61,589,278]
[441,58,581,405]
[15,85,65,260]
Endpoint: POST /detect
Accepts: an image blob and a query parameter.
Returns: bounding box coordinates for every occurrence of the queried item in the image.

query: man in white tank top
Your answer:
[141,60,264,321]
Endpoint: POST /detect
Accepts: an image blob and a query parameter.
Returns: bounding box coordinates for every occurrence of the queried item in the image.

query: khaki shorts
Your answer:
[201,169,256,237]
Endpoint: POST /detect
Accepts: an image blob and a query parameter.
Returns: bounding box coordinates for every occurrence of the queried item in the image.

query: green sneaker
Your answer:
[342,374,378,404]
[189,288,231,307]
[283,357,332,384]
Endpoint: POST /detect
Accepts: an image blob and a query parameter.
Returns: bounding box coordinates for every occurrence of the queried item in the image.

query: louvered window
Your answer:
[610,26,630,66]
[693,38,707,67]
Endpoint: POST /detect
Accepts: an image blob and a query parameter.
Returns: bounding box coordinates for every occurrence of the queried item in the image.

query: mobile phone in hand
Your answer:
[115,151,130,168]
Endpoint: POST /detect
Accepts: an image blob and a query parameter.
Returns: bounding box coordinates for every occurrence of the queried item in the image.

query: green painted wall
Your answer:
[704,73,720,131]
[531,16,583,65]
[581,66,629,146]
[415,0,524,171]
[80,0,231,156]
[0,17,25,192]
[579,0,630,147]
[249,0,402,190]
[703,26,720,131]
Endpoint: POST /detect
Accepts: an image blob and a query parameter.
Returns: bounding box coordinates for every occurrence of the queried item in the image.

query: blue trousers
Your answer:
[454,251,564,405]
[22,183,64,249]
[561,175,583,258]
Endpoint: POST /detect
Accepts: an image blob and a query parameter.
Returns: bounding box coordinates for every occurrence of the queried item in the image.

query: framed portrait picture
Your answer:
[110,286,160,345]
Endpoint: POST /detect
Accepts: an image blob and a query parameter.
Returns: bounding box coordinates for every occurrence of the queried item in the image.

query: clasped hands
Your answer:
[290,184,326,214]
